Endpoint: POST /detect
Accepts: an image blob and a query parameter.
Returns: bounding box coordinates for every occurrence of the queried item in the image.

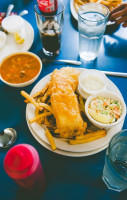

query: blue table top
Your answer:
[0,0,127,199]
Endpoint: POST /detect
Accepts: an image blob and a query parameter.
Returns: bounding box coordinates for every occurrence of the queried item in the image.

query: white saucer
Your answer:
[0,19,34,62]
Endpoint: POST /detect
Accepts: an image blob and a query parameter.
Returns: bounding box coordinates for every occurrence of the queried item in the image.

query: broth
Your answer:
[0,54,41,84]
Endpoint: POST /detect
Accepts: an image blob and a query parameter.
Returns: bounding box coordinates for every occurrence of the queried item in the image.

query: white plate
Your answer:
[70,0,78,21]
[26,114,109,157]
[0,19,34,62]
[26,68,125,153]
[70,0,115,25]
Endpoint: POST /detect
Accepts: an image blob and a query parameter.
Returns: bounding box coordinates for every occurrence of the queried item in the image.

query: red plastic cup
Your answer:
[4,144,46,190]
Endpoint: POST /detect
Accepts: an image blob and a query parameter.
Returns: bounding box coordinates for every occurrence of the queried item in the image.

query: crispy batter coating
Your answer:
[48,67,86,138]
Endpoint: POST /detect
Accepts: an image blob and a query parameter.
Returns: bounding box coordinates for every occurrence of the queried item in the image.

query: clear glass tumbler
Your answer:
[34,0,64,57]
[102,129,127,192]
[78,3,109,61]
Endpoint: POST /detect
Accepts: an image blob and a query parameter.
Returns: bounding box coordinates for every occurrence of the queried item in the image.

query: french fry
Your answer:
[45,129,56,151]
[77,0,85,5]
[74,2,79,12]
[38,117,44,125]
[39,103,54,114]
[84,122,87,131]
[79,95,85,112]
[40,90,49,102]
[35,108,40,122]
[24,81,50,103]
[74,0,123,13]
[68,130,107,145]
[36,97,43,103]
[90,0,98,2]
[21,91,42,111]
[100,1,110,6]
[35,108,44,124]
[29,112,52,123]
[43,109,49,124]
[35,108,40,117]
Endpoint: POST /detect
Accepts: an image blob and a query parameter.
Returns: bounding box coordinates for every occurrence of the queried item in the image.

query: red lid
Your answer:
[37,0,58,14]
[4,144,33,172]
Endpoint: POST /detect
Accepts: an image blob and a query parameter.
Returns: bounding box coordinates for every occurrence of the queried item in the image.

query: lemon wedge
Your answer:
[88,109,114,124]
[14,32,25,44]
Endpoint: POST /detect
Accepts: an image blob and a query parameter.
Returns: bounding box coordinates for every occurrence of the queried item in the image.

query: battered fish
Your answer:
[48,67,86,138]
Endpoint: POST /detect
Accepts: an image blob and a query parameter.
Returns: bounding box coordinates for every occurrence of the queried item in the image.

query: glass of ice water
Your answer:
[78,3,109,61]
[102,129,127,192]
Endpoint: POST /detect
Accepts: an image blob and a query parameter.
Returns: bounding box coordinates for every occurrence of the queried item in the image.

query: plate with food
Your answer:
[0,15,34,62]
[22,67,126,154]
[70,0,123,22]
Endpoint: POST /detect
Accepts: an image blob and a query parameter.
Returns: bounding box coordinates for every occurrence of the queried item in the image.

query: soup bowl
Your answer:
[0,52,42,87]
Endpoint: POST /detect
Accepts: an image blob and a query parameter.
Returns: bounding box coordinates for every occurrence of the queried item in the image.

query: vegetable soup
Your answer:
[0,54,41,84]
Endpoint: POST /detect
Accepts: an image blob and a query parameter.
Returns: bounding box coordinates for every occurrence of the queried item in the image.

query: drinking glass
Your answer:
[78,3,109,61]
[34,0,64,57]
[102,129,127,192]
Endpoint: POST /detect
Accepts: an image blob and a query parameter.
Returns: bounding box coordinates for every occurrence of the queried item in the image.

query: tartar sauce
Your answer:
[81,75,105,91]
[2,15,24,33]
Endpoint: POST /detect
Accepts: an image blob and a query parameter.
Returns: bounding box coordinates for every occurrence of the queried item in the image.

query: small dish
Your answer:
[78,69,108,99]
[0,19,34,62]
[2,15,24,33]
[0,52,42,87]
[85,91,126,129]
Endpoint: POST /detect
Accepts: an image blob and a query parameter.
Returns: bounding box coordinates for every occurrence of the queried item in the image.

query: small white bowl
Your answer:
[2,15,24,33]
[79,69,108,99]
[0,52,42,87]
[85,91,126,129]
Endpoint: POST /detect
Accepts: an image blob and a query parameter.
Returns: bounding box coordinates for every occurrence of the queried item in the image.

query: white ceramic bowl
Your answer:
[79,69,108,99]
[85,91,126,129]
[2,15,24,33]
[0,52,42,87]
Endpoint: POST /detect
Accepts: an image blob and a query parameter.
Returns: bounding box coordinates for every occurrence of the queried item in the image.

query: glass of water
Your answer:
[102,129,127,192]
[78,3,109,61]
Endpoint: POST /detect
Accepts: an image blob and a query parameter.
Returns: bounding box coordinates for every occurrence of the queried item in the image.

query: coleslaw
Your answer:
[88,96,122,124]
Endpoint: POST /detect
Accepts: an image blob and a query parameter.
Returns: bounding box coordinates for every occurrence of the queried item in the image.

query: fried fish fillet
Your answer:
[51,92,86,138]
[49,67,80,94]
[48,67,86,138]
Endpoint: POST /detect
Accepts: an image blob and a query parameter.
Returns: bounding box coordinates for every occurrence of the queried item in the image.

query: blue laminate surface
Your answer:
[0,0,127,199]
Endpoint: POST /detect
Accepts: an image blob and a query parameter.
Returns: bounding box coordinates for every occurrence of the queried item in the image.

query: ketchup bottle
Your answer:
[37,0,58,15]
[4,144,46,191]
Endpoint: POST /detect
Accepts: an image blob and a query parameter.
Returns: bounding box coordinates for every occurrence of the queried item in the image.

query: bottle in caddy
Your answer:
[34,0,64,56]
[4,144,46,191]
